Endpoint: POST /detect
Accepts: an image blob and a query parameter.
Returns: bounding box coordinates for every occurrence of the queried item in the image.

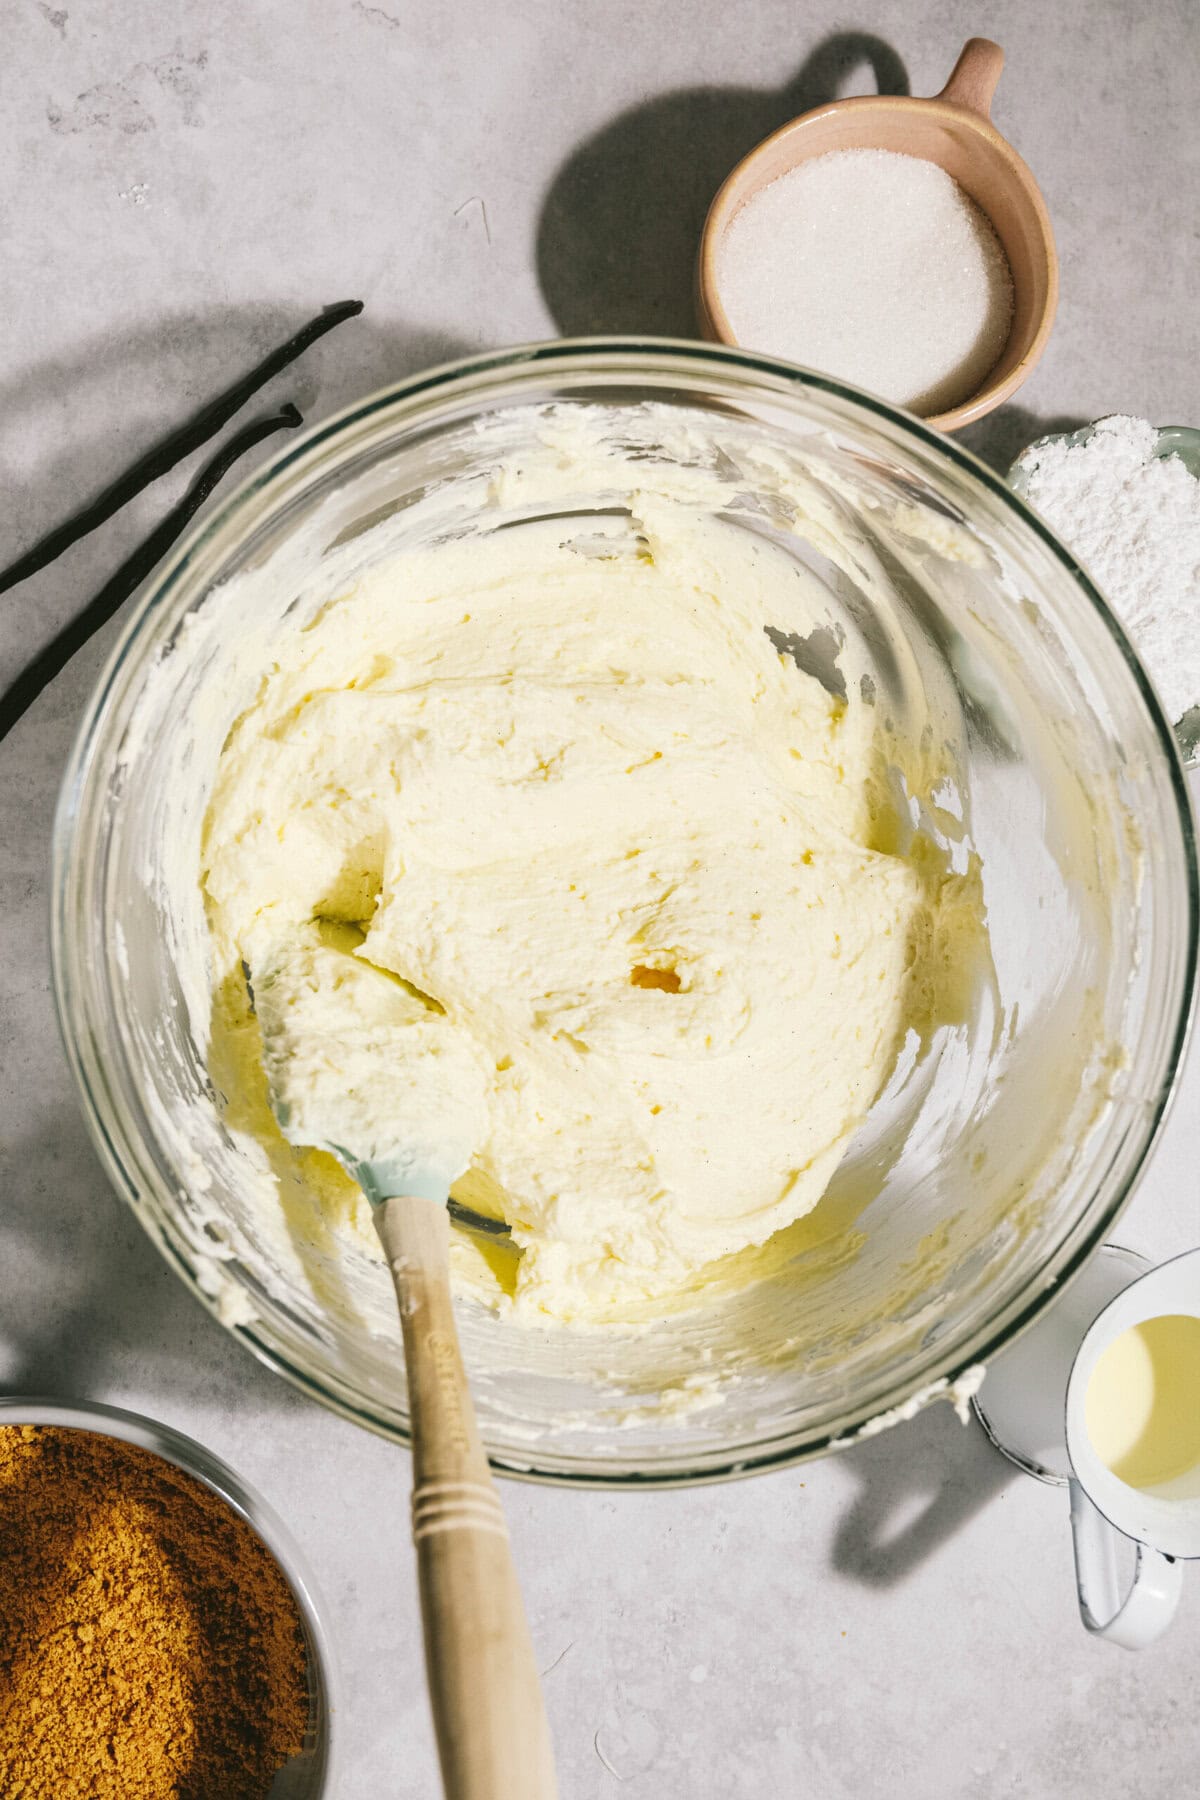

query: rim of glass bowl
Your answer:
[0,1396,339,1791]
[50,338,1200,1488]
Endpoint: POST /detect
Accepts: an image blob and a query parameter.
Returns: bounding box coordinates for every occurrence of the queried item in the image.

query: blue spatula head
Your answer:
[321,1142,450,1208]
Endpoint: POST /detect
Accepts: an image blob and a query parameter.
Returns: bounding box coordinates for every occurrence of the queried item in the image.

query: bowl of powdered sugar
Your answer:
[697,37,1057,432]
[1010,417,1200,765]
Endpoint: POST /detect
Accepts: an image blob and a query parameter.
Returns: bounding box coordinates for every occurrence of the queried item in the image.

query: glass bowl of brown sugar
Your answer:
[0,1397,338,1799]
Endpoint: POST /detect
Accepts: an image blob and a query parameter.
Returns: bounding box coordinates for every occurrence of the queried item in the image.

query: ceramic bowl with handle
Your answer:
[697,38,1058,431]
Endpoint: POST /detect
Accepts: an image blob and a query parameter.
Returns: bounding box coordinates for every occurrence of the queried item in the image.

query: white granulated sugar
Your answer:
[716,148,1014,414]
[1014,415,1200,724]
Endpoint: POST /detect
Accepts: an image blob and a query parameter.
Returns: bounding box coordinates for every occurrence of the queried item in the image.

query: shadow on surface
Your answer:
[537,33,909,340]
[0,305,470,1411]
[831,1400,1011,1586]
[0,307,472,765]
[0,304,470,603]
[957,404,1094,478]
[0,1110,303,1411]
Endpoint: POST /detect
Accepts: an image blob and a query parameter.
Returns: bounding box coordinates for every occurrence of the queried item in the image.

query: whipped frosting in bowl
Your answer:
[201,448,986,1324]
[52,345,1194,1480]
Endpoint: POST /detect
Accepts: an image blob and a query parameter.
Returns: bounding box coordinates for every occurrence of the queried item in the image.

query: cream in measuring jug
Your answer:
[1085,1313,1200,1492]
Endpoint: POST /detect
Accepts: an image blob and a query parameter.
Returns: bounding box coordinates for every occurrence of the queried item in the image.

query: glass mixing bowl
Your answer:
[52,341,1197,1485]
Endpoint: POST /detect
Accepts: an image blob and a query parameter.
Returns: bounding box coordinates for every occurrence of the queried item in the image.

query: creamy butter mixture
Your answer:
[202,470,980,1324]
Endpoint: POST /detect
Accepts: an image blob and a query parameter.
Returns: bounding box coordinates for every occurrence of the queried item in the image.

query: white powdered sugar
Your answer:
[1014,415,1200,724]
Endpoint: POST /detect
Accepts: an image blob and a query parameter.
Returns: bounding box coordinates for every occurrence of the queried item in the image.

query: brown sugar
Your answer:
[0,1424,310,1798]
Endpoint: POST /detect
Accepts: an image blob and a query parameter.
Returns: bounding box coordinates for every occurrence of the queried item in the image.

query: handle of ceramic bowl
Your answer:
[936,38,1005,119]
[1068,1478,1183,1649]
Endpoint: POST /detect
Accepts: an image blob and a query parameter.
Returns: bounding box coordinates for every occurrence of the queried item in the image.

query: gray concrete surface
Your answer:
[2,1,1198,1793]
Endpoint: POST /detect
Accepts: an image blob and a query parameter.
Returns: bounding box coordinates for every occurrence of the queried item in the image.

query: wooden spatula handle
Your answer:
[375,1195,557,1800]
